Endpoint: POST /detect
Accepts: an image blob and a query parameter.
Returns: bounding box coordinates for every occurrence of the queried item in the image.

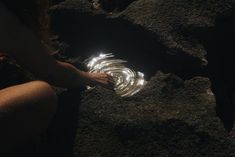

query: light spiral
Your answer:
[85,53,147,97]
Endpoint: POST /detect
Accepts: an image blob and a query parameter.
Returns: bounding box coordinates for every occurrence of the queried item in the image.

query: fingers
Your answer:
[106,73,115,84]
[90,72,115,90]
[101,73,115,89]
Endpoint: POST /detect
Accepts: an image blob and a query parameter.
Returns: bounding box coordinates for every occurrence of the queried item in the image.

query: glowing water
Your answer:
[85,53,147,97]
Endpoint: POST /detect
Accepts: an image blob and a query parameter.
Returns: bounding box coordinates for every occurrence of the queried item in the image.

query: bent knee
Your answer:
[0,81,58,152]
[0,81,58,113]
[0,81,56,112]
[29,81,58,115]
[31,81,57,101]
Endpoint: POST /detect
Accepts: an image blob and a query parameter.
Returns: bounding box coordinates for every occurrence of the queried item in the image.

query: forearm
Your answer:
[46,61,92,88]
[0,3,92,88]
[0,3,113,89]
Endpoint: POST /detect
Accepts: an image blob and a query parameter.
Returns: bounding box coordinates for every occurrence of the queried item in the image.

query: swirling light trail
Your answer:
[85,53,147,97]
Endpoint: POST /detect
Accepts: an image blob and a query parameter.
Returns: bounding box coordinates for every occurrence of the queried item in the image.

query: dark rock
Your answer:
[51,0,66,6]
[50,0,235,132]
[98,0,137,12]
[49,0,234,78]
[119,0,234,65]
[73,72,235,157]
[1,0,235,156]
[48,2,235,155]
[202,6,235,130]
[50,0,105,15]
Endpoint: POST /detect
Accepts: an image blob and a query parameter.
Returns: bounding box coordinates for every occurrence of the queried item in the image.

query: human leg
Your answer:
[0,81,57,153]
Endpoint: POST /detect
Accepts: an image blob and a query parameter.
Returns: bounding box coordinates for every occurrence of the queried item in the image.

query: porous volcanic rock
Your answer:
[73,72,235,157]
[47,1,235,156]
[50,0,105,16]
[49,0,235,78]
[98,0,137,12]
[119,0,234,65]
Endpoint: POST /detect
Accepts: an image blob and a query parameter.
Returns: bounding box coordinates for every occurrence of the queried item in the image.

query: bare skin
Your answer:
[0,81,57,152]
[0,2,114,89]
[0,2,114,153]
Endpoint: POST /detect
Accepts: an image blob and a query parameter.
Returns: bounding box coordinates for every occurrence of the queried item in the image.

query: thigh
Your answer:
[0,81,57,153]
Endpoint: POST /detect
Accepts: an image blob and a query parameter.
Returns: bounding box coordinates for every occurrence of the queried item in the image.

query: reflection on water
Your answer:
[85,53,147,97]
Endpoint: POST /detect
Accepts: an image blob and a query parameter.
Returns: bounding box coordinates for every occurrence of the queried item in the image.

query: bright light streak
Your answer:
[85,53,147,97]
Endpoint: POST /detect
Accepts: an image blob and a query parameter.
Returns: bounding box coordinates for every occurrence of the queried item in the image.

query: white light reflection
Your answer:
[85,53,147,97]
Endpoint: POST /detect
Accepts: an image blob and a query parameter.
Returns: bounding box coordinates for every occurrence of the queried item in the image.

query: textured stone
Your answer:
[47,1,235,156]
[50,0,235,76]
[119,0,234,65]
[73,72,235,157]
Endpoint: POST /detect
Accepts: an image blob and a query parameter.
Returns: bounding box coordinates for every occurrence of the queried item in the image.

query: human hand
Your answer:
[87,72,115,90]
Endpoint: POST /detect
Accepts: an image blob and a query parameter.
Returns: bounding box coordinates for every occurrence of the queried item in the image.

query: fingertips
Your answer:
[106,74,114,81]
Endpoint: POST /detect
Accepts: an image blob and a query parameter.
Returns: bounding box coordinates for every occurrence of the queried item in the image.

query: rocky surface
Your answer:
[73,72,235,157]
[98,0,137,12]
[50,0,234,75]
[119,0,234,65]
[48,0,235,156]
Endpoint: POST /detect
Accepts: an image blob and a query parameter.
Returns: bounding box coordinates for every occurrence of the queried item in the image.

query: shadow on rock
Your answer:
[41,88,84,157]
[114,119,233,157]
[202,8,235,131]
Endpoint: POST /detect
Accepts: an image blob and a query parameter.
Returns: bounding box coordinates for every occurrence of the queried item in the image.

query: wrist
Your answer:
[78,71,94,86]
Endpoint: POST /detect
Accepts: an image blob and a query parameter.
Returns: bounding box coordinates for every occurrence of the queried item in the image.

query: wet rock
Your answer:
[73,72,235,157]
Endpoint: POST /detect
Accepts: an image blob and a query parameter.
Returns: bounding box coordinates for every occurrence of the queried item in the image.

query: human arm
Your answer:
[0,2,113,89]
